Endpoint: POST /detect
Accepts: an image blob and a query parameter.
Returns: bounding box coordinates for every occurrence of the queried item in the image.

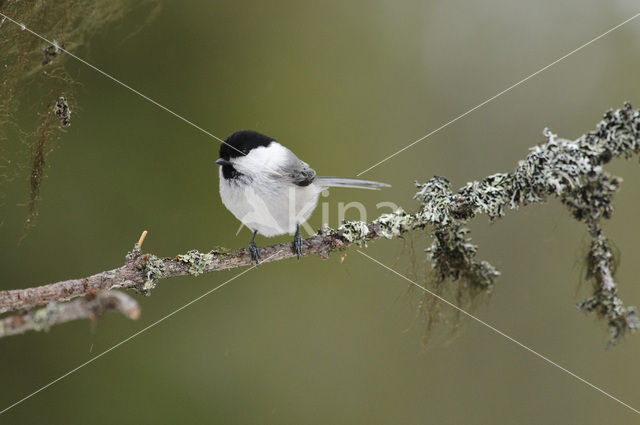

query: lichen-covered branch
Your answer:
[0,224,408,315]
[1,103,639,343]
[0,291,139,338]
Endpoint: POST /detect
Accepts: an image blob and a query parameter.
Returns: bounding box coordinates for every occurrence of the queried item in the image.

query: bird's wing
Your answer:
[276,148,317,187]
[289,160,316,186]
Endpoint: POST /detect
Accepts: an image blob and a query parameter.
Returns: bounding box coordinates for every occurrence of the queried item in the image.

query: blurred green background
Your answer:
[1,0,640,423]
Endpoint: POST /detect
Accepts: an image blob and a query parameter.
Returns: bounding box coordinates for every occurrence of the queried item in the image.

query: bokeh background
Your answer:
[1,0,640,423]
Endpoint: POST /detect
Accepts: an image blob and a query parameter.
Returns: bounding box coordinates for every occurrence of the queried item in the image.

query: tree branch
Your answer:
[0,291,140,338]
[0,226,380,314]
[2,103,639,344]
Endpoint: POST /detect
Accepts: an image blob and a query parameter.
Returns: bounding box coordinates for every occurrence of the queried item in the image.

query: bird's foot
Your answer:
[249,240,260,264]
[293,226,303,260]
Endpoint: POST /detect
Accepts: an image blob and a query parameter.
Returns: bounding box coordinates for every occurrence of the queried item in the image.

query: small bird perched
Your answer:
[216,130,390,263]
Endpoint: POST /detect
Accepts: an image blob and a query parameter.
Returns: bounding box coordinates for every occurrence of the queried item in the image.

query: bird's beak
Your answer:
[216,158,232,166]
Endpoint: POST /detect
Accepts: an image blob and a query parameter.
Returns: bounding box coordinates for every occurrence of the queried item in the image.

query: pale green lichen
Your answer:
[31,302,63,332]
[372,208,417,239]
[177,250,214,276]
[578,224,639,345]
[126,245,142,261]
[414,177,457,225]
[427,225,500,288]
[338,208,418,244]
[338,221,370,245]
[141,254,166,293]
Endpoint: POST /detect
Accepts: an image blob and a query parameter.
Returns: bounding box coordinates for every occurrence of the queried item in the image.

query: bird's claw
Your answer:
[293,227,303,260]
[249,241,260,264]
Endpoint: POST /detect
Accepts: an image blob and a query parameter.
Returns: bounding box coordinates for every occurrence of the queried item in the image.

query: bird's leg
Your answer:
[249,230,260,264]
[293,224,303,260]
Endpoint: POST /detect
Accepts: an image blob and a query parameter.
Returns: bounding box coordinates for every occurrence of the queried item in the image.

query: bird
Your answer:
[216,130,390,263]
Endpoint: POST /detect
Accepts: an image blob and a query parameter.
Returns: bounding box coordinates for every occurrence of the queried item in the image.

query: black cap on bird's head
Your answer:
[216,130,275,179]
[217,130,274,163]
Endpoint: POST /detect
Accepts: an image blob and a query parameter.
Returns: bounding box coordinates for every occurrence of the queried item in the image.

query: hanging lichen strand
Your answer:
[0,0,160,239]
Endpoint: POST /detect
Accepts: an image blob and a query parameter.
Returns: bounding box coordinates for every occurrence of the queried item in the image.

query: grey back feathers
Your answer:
[221,130,389,190]
[265,145,390,190]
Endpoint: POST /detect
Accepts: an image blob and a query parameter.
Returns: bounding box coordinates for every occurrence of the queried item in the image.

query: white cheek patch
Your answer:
[233,142,290,176]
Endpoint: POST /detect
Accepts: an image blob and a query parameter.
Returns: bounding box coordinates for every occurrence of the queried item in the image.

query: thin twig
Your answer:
[137,230,147,248]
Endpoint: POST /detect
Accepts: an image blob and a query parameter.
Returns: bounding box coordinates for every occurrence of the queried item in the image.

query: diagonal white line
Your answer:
[0,12,246,157]
[0,251,280,416]
[356,250,640,415]
[356,10,640,176]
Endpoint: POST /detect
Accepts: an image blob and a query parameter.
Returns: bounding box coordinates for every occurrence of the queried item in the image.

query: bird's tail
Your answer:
[315,177,391,190]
